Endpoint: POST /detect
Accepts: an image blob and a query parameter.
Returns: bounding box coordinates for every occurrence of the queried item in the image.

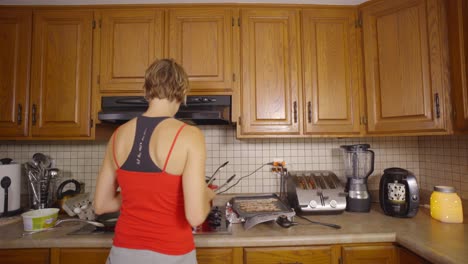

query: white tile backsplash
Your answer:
[1,127,467,199]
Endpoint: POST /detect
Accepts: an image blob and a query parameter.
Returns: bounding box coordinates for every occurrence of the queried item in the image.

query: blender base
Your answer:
[346,197,371,212]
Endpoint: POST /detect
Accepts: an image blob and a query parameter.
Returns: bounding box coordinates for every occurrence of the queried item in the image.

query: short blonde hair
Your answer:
[143,58,189,102]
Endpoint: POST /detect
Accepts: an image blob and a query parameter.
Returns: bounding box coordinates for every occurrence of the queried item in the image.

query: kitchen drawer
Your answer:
[0,249,50,264]
[244,246,340,264]
[196,248,243,264]
[50,248,109,264]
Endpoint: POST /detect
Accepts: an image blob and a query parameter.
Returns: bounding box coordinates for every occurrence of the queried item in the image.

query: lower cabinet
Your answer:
[244,245,340,264]
[0,249,49,264]
[341,244,397,264]
[50,248,110,264]
[0,243,431,264]
[197,247,243,264]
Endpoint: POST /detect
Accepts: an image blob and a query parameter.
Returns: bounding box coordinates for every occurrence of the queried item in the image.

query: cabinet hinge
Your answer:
[233,73,236,82]
[97,75,100,85]
[238,116,242,126]
[90,118,94,128]
[238,17,241,27]
[92,20,96,29]
[435,93,441,118]
[355,12,363,28]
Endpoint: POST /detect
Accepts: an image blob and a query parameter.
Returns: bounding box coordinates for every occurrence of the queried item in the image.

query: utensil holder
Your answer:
[28,178,57,210]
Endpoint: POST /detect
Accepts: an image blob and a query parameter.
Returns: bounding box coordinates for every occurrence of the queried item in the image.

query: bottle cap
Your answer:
[434,186,456,193]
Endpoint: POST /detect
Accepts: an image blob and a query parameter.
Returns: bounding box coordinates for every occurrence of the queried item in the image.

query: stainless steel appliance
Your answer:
[341,144,375,212]
[286,171,346,215]
[98,95,231,125]
[379,168,419,218]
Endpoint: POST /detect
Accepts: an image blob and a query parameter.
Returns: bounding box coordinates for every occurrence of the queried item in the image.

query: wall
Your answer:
[2,127,467,204]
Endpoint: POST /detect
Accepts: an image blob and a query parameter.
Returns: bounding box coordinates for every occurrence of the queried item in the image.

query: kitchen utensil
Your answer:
[0,162,21,217]
[287,170,346,215]
[32,153,51,168]
[430,186,463,223]
[379,168,419,218]
[206,161,229,183]
[230,194,295,229]
[341,144,375,212]
[215,174,236,193]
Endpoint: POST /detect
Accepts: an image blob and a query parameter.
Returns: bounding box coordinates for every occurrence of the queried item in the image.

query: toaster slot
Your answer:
[306,176,316,190]
[313,175,326,189]
[323,175,336,189]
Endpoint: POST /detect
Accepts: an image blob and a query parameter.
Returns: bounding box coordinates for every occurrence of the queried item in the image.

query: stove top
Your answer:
[192,206,231,235]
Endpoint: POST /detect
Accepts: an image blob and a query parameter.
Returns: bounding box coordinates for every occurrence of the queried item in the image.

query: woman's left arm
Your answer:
[93,139,122,215]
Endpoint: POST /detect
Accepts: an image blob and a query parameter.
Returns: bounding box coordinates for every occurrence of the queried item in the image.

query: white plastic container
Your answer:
[21,208,59,231]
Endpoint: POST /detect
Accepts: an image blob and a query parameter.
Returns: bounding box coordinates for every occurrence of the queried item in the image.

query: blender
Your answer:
[340,144,375,212]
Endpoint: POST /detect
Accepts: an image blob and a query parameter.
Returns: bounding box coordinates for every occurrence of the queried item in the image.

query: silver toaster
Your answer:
[286,170,347,215]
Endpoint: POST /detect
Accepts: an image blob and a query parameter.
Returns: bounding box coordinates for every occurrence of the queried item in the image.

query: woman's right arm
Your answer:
[93,138,122,215]
[182,126,216,227]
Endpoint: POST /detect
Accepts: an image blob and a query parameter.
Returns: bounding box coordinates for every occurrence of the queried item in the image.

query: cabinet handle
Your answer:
[32,104,37,126]
[307,101,312,123]
[293,101,297,123]
[17,104,22,125]
[434,93,440,118]
[278,262,302,264]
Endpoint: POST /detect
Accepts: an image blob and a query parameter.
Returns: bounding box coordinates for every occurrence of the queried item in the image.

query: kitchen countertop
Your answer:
[0,204,466,264]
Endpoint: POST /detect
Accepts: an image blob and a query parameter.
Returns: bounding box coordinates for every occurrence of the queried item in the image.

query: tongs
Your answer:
[206,161,229,185]
[215,174,236,194]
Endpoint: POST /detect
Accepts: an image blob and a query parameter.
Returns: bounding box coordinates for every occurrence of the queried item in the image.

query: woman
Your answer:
[94,58,216,264]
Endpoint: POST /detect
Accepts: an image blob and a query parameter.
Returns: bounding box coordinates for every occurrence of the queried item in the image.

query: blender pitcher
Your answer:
[340,144,375,212]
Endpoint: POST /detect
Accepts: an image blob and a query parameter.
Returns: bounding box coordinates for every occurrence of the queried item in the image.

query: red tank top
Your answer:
[111,123,194,255]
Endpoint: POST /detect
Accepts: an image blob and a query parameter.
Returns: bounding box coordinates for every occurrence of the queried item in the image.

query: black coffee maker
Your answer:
[379,168,419,218]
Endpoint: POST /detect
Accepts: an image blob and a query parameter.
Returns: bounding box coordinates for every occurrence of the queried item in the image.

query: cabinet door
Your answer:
[0,9,31,137]
[51,248,109,264]
[342,245,397,264]
[447,0,468,132]
[196,248,242,264]
[239,9,301,136]
[302,8,361,135]
[30,10,93,137]
[99,9,164,92]
[0,249,49,264]
[244,246,340,264]
[168,8,233,94]
[361,0,450,134]
[398,246,431,264]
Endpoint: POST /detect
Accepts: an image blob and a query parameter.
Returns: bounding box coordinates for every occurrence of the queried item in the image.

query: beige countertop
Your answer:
[0,204,466,264]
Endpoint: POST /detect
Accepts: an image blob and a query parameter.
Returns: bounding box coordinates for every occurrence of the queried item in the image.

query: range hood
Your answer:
[98,95,231,125]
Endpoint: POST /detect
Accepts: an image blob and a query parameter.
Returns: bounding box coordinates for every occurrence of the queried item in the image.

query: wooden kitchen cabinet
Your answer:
[167,8,234,94]
[98,9,164,93]
[50,248,109,264]
[301,8,362,136]
[0,249,50,264]
[361,0,451,135]
[447,0,468,133]
[196,247,243,264]
[244,246,340,264]
[30,10,93,138]
[238,8,301,136]
[398,246,432,264]
[0,9,32,138]
[342,244,397,264]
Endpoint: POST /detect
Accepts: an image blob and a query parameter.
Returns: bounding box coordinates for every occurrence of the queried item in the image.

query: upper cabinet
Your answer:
[447,0,468,133]
[30,10,93,138]
[302,8,362,136]
[238,8,301,136]
[98,9,164,93]
[0,9,32,137]
[167,8,234,94]
[361,0,451,134]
